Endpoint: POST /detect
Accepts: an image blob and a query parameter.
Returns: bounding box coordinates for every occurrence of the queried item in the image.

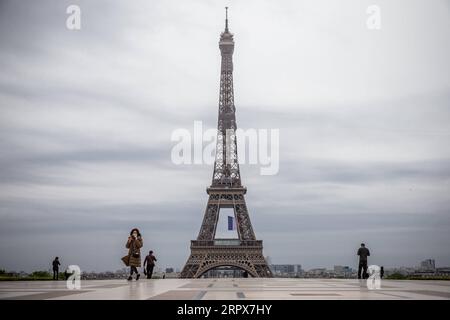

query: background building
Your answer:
[419,259,436,272]
[270,264,303,277]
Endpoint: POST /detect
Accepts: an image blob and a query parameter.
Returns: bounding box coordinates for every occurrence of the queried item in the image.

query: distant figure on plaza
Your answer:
[52,257,60,280]
[380,266,384,279]
[143,250,157,279]
[357,243,370,279]
[126,228,143,281]
[243,271,248,278]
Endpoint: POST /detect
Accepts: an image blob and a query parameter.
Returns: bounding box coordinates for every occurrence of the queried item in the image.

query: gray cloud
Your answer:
[0,0,449,273]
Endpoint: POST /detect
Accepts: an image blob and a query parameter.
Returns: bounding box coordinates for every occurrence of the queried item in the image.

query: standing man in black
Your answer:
[357,243,370,279]
[52,257,61,280]
[143,250,157,279]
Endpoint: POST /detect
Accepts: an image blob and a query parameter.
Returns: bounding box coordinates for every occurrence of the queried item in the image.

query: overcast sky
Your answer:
[0,0,449,273]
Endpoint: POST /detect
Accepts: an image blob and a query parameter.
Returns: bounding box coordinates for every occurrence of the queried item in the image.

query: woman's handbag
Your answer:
[121,255,130,266]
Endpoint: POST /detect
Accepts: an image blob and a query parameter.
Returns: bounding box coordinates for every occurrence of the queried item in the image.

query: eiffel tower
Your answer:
[180,8,272,278]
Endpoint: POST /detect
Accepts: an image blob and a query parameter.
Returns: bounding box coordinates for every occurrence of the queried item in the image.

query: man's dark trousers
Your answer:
[358,261,368,279]
[146,265,154,279]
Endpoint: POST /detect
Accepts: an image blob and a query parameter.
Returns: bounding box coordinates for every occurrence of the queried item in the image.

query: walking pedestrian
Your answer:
[143,250,157,279]
[126,228,143,281]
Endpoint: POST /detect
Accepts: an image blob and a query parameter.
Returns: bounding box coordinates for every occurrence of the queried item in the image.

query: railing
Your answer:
[191,240,263,247]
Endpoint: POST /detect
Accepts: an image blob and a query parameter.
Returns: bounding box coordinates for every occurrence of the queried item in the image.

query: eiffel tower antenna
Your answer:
[225,7,229,32]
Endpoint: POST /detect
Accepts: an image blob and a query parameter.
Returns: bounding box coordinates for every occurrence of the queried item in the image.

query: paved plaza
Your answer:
[0,278,449,300]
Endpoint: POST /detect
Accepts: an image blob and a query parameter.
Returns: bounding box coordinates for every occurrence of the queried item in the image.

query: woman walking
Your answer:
[126,228,143,281]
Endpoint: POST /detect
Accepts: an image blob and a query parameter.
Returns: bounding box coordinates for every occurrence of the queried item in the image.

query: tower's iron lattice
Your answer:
[180,8,272,278]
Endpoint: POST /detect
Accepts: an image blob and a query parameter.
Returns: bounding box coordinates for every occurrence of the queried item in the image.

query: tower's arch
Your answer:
[196,262,258,278]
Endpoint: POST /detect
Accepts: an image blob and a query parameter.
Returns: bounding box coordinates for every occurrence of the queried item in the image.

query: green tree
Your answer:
[29,271,52,279]
[386,273,407,280]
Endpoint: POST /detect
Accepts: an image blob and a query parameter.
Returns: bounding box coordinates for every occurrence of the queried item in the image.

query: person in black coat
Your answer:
[143,250,157,279]
[357,243,370,279]
[52,257,61,280]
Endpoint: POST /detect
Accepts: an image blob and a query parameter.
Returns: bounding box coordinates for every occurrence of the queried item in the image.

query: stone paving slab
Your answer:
[0,279,449,300]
